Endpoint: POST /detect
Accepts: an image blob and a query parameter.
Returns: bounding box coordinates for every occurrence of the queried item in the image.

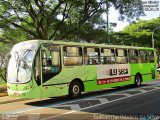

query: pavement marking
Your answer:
[57,104,81,110]
[111,93,132,97]
[135,89,147,93]
[40,87,160,120]
[153,86,160,89]
[4,84,160,114]
[88,98,109,103]
[41,110,77,120]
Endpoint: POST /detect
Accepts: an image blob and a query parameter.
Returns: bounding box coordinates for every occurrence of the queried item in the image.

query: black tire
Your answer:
[69,81,82,98]
[134,74,142,87]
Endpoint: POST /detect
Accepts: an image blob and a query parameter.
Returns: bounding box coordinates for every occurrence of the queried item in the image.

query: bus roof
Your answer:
[20,40,154,50]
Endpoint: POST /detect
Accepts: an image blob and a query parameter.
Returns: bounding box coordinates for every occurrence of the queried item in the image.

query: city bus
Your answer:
[7,40,157,98]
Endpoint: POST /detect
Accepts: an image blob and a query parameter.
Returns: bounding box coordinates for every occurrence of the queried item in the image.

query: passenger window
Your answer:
[128,49,138,63]
[116,49,128,64]
[139,50,147,63]
[63,46,82,65]
[101,48,115,64]
[147,51,154,63]
[84,48,100,65]
[42,50,47,66]
[41,45,61,83]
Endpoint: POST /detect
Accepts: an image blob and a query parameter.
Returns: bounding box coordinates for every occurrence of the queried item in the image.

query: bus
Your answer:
[7,40,157,98]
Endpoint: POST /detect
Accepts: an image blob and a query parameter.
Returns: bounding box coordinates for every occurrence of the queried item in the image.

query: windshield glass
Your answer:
[7,41,38,83]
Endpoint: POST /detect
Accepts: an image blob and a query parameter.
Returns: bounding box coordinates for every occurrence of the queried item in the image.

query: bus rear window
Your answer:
[147,51,154,63]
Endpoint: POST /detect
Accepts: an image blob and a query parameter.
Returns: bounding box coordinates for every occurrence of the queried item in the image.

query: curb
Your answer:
[0,87,7,97]
[0,98,27,105]
[0,93,8,97]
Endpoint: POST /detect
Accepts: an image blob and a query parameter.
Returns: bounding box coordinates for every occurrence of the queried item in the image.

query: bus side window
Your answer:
[129,49,138,63]
[63,46,82,66]
[101,48,115,64]
[115,49,128,64]
[42,50,47,66]
[147,51,154,63]
[139,50,147,63]
[84,47,100,65]
[42,45,61,83]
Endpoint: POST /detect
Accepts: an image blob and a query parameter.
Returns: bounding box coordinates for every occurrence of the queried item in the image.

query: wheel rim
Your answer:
[72,85,80,95]
[136,77,141,86]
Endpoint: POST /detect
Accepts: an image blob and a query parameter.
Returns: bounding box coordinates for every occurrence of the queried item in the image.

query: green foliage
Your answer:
[0,78,6,86]
[111,0,144,23]
[0,0,106,41]
[0,0,144,43]
[0,43,11,82]
[113,17,160,47]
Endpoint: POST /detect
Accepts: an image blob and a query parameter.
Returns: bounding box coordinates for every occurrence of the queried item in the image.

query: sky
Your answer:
[107,0,160,32]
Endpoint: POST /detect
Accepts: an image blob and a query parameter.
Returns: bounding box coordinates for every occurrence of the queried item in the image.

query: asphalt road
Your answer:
[1,80,160,120]
[83,88,160,115]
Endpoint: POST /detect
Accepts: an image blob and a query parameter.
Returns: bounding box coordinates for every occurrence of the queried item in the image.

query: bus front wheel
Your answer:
[69,81,82,99]
[134,74,142,87]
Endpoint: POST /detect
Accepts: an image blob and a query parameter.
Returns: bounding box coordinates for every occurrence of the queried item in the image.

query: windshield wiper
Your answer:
[14,52,20,83]
[15,50,30,69]
[14,50,28,82]
[15,51,20,68]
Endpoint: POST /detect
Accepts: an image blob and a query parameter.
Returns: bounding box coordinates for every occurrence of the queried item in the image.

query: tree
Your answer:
[0,0,106,41]
[111,0,144,23]
[0,0,144,42]
[121,17,160,47]
[0,43,11,82]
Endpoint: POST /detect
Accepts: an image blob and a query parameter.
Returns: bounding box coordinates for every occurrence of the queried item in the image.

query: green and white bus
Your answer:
[7,40,157,98]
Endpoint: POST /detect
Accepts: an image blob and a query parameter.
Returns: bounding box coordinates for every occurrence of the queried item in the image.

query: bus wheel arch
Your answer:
[134,73,142,87]
[69,78,84,98]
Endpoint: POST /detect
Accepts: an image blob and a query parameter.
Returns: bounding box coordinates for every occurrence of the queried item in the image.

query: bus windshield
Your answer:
[7,41,37,83]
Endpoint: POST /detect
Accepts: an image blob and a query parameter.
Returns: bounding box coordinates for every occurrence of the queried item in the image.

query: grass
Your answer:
[0,79,7,97]
[0,79,6,87]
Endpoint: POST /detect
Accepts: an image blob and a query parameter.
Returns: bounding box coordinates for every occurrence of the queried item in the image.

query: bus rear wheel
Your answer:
[69,81,82,98]
[134,74,142,87]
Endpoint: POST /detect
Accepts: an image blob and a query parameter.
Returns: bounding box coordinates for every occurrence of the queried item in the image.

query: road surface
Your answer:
[0,80,160,120]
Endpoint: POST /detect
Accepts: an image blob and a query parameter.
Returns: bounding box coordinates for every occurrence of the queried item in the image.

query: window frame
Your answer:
[63,46,83,66]
[101,48,116,64]
[128,49,139,64]
[84,47,101,65]
[39,44,62,84]
[147,50,155,63]
[139,50,147,63]
[115,48,128,64]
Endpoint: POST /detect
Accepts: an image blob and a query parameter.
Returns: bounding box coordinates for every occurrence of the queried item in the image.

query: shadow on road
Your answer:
[25,84,149,107]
